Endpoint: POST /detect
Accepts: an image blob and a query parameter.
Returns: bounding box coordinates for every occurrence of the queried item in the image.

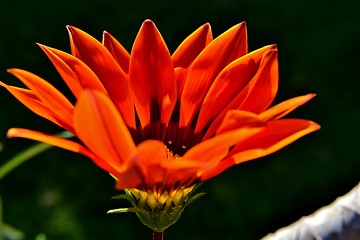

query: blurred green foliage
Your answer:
[0,0,359,239]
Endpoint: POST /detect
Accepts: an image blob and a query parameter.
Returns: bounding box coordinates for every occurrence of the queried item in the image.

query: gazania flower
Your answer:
[1,20,319,233]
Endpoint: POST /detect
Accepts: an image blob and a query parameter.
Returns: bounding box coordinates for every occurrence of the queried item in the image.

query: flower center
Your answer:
[129,122,204,156]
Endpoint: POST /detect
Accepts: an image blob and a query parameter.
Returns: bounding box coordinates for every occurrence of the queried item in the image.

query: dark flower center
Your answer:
[129,122,204,156]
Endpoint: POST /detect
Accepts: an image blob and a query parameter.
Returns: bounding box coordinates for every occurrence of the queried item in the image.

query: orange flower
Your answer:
[1,20,319,230]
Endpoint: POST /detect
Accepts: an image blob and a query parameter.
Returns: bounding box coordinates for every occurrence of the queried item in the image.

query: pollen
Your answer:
[164,146,182,161]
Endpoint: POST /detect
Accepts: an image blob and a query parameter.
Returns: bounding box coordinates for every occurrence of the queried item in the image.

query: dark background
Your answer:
[0,0,359,239]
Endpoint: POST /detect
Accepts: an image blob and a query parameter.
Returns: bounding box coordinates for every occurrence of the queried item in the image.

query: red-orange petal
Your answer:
[201,119,320,180]
[196,45,276,132]
[259,94,316,121]
[180,22,248,127]
[67,26,136,128]
[229,119,320,159]
[202,46,278,139]
[7,128,88,157]
[174,67,189,99]
[38,44,106,99]
[7,128,118,173]
[0,83,72,130]
[73,90,136,172]
[124,140,170,189]
[238,47,279,113]
[215,110,265,135]
[115,164,143,190]
[129,20,176,127]
[172,23,213,68]
[7,69,74,128]
[184,111,264,164]
[116,140,210,190]
[102,31,130,74]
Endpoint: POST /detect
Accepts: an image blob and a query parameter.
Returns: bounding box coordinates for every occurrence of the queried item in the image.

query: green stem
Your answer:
[152,231,163,240]
[0,196,3,240]
[0,143,51,180]
[0,131,72,180]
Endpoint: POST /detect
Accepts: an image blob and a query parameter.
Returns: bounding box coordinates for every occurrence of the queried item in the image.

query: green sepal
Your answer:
[109,185,206,232]
[111,194,133,202]
[185,192,206,207]
[107,207,147,214]
[134,205,185,232]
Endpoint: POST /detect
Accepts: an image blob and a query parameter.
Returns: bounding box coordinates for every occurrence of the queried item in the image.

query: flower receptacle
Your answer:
[108,185,205,232]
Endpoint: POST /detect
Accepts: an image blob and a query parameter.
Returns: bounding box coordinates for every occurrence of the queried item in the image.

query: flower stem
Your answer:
[0,131,73,180]
[152,231,163,240]
[0,142,52,181]
[0,196,3,240]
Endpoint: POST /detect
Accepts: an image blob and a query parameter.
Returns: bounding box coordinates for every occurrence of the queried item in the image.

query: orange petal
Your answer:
[180,22,248,126]
[129,20,176,127]
[259,94,316,121]
[201,119,320,180]
[229,119,320,158]
[7,69,74,128]
[238,47,279,113]
[102,31,130,74]
[7,128,89,157]
[7,128,117,173]
[172,23,213,68]
[196,45,276,132]
[0,83,73,130]
[183,127,263,165]
[67,26,136,128]
[116,140,209,190]
[174,67,189,99]
[38,44,106,99]
[131,140,172,188]
[228,119,320,159]
[202,46,278,139]
[115,165,143,190]
[74,90,136,172]
[184,112,264,164]
[215,110,265,135]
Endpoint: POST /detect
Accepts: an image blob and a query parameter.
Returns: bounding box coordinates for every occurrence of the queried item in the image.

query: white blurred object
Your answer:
[262,182,360,240]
